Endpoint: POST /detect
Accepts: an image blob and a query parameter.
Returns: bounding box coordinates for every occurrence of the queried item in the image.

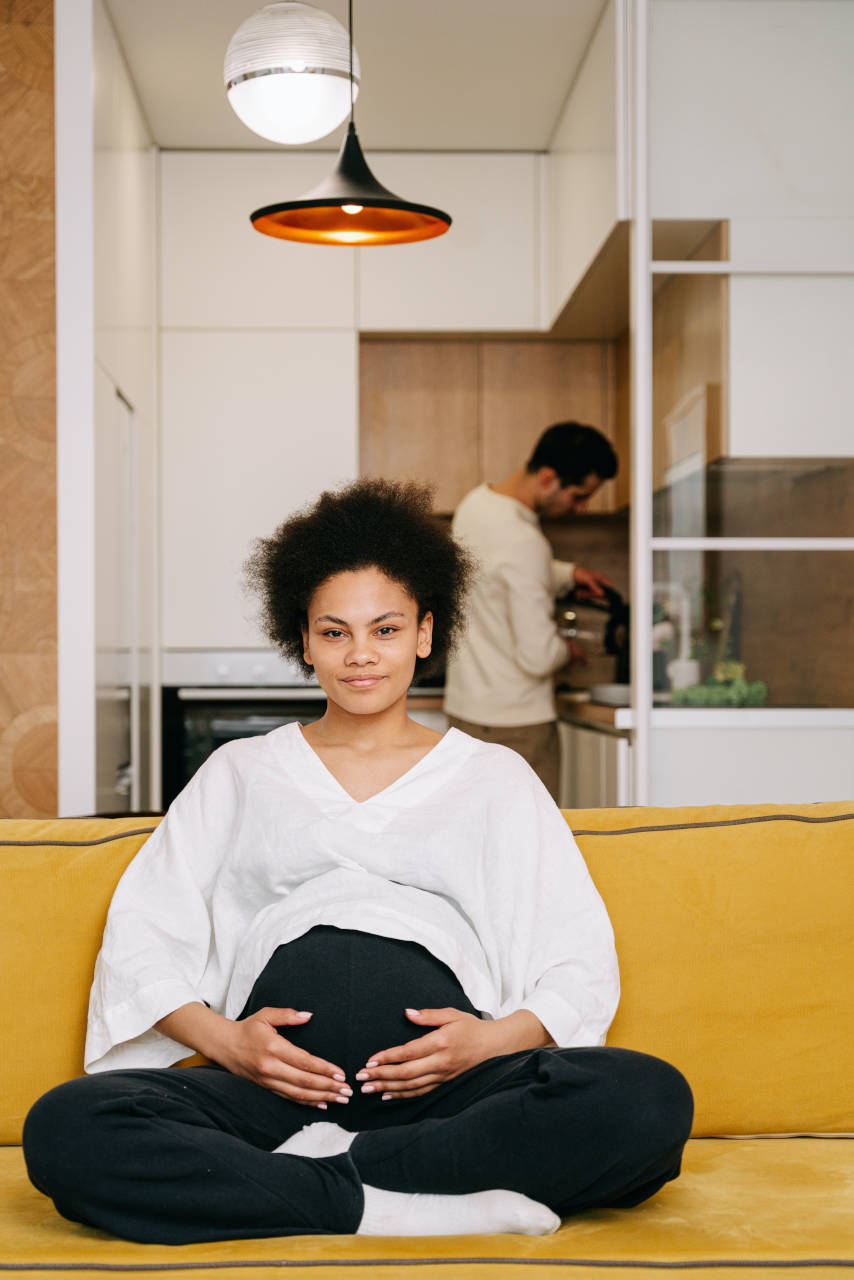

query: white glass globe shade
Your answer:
[225,2,360,146]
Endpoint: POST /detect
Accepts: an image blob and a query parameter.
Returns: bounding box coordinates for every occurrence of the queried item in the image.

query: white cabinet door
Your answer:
[357,153,539,332]
[161,330,358,649]
[160,152,357,331]
[546,0,621,326]
[559,722,632,809]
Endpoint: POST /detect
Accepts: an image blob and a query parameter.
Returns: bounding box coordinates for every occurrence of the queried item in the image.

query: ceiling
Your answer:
[103,0,608,152]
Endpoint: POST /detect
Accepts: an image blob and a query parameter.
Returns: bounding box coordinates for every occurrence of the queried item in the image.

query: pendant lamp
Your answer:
[225,3,359,146]
[249,1,452,246]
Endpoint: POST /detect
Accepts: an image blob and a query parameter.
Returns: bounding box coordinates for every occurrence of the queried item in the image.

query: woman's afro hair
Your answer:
[244,478,475,680]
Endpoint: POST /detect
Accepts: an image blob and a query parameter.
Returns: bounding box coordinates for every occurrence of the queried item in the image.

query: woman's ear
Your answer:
[301,625,313,667]
[416,611,434,659]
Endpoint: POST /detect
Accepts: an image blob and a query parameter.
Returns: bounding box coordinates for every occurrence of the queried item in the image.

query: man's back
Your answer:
[444,485,568,727]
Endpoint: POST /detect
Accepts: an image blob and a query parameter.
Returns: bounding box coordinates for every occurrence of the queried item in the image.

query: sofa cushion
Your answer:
[2,1138,852,1275]
[570,803,854,1136]
[0,819,158,1144]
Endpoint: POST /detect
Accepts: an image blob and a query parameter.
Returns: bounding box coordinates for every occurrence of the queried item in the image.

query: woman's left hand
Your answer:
[356,1007,550,1100]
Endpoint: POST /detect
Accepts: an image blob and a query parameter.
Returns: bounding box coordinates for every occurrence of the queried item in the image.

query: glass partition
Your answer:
[650,549,854,710]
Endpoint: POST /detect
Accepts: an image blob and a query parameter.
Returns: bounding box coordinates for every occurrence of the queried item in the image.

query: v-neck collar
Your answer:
[290,722,460,806]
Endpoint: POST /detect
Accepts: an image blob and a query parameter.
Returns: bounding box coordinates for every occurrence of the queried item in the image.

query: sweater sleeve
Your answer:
[499,535,570,679]
[84,748,242,1073]
[550,559,576,597]
[487,756,620,1047]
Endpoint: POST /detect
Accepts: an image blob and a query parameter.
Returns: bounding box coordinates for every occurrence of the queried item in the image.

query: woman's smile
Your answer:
[342,675,386,689]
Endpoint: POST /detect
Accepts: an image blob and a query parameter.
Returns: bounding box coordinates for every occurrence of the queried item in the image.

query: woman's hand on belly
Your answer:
[157,1001,350,1108]
[216,1007,353,1107]
[356,1007,553,1101]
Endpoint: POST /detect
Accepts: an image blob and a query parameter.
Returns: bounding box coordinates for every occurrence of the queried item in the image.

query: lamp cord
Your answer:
[348,0,354,123]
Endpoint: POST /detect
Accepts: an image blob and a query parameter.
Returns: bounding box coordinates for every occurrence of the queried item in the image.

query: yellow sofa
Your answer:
[2,803,853,1278]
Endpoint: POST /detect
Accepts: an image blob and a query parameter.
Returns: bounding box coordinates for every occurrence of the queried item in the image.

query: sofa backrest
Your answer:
[1,804,852,1143]
[572,802,854,1137]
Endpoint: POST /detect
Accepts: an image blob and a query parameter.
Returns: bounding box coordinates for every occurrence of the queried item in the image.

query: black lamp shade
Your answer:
[251,123,452,246]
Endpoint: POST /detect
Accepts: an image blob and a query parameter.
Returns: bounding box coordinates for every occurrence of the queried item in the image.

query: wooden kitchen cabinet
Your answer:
[360,337,620,514]
[359,341,480,514]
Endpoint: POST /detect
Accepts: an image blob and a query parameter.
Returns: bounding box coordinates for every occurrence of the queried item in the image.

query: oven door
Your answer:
[162,687,327,808]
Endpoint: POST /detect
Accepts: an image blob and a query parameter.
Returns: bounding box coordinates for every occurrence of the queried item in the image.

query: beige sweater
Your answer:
[444,484,575,726]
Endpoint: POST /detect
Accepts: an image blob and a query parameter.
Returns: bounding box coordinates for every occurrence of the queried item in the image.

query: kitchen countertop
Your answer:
[556,696,633,734]
[557,696,854,733]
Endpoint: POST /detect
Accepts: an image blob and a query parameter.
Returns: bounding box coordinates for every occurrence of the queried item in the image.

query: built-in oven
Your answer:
[160,650,327,808]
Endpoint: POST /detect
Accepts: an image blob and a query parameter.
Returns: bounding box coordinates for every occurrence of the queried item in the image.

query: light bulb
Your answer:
[341,204,363,214]
[225,2,360,146]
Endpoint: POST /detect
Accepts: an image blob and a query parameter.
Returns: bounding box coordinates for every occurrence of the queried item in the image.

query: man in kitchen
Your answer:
[444,421,618,802]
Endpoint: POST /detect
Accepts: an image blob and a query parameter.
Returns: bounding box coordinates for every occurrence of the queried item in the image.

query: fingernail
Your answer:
[381,1093,393,1102]
[361,1084,375,1094]
[334,1096,349,1104]
[405,1009,419,1017]
[317,1102,327,1110]
[333,1073,346,1082]
[355,1071,369,1081]
[365,1059,379,1068]
[338,1086,352,1096]
[297,1011,312,1018]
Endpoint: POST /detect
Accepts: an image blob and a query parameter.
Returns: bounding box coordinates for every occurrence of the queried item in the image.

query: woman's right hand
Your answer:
[156,1002,351,1108]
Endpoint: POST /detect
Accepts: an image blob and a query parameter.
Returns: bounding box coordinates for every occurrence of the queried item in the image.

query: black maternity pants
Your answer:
[23,927,693,1244]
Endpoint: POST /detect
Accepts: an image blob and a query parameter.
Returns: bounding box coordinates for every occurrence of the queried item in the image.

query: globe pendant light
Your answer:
[225,2,360,146]
[249,1,452,246]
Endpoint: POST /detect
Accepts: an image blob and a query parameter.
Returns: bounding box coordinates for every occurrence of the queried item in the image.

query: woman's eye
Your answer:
[376,626,398,636]
[323,629,345,638]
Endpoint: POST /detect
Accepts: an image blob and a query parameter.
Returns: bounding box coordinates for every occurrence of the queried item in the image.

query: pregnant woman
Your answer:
[23,479,692,1244]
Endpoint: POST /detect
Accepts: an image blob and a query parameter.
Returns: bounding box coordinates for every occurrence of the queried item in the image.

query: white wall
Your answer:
[650,0,854,458]
[545,0,621,326]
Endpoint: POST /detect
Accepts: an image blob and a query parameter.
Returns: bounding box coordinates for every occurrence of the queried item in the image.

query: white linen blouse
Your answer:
[85,724,620,1073]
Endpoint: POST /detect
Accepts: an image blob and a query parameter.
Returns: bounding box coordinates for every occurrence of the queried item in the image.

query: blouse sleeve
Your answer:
[84,747,242,1073]
[487,756,620,1048]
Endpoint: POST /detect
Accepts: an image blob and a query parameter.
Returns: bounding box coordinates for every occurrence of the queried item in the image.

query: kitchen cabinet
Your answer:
[545,0,625,328]
[160,329,358,650]
[160,152,356,331]
[360,338,620,514]
[359,342,480,514]
[558,719,632,809]
[357,153,540,332]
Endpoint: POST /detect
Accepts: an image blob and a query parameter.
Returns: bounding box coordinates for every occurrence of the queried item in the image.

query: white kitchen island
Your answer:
[558,700,854,808]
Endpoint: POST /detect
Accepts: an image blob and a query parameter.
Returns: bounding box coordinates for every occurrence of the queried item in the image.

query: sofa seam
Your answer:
[0,828,158,848]
[571,812,854,837]
[1,1256,853,1270]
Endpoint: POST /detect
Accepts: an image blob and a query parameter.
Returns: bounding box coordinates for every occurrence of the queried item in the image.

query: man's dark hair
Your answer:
[526,422,618,487]
[244,478,474,681]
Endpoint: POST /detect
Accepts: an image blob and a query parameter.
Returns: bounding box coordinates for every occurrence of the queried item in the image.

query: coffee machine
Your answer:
[555,586,630,686]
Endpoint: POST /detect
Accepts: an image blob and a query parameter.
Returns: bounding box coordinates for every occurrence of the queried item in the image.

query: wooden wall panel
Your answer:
[360,338,621,515]
[360,340,480,514]
[652,224,728,489]
[0,2,57,817]
[480,342,618,513]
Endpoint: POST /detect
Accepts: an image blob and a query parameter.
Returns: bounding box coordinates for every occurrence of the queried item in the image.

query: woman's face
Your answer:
[302,567,433,714]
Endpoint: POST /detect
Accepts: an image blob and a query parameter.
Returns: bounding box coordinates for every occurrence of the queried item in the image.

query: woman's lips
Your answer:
[342,676,384,688]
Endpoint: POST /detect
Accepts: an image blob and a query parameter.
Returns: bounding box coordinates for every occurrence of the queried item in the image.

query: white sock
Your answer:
[275,1122,560,1236]
[274,1121,356,1158]
[357,1184,561,1237]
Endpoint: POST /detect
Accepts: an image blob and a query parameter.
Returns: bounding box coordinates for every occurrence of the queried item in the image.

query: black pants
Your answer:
[24,927,693,1245]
